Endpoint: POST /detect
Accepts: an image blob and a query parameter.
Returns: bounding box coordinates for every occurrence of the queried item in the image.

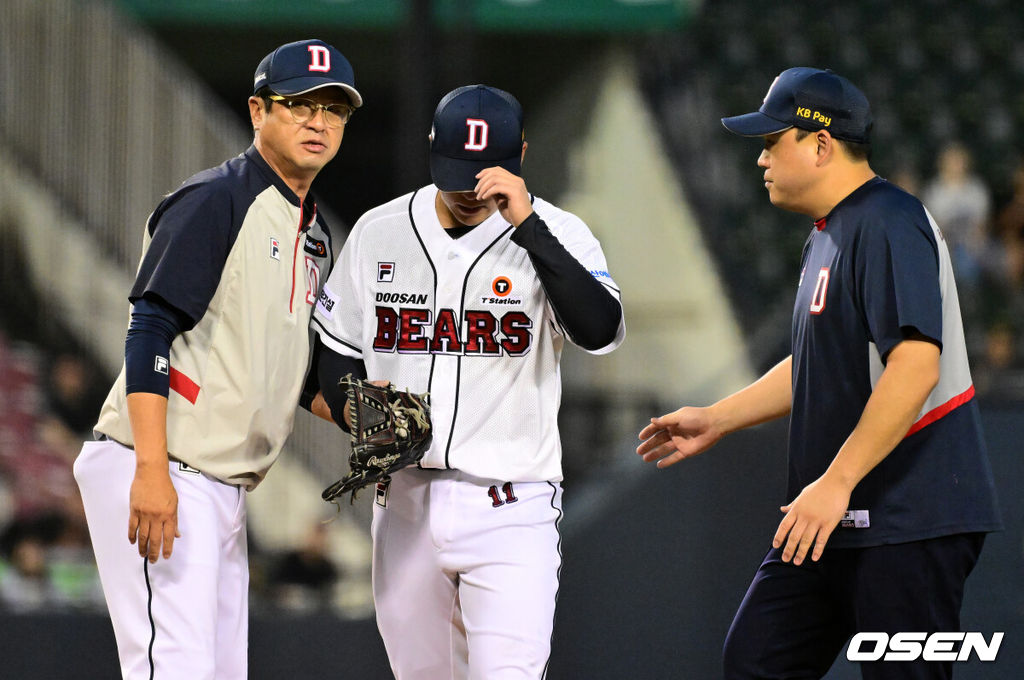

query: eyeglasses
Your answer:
[268,95,353,128]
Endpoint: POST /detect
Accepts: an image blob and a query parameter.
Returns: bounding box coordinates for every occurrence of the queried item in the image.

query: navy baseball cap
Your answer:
[429,85,524,192]
[253,39,362,107]
[721,67,872,143]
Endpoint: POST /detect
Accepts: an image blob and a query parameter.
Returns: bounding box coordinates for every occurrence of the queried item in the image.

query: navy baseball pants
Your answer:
[723,533,985,680]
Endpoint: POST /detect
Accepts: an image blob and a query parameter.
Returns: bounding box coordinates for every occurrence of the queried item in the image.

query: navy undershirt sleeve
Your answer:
[125,296,187,396]
[298,338,323,412]
[317,345,367,432]
[509,212,622,350]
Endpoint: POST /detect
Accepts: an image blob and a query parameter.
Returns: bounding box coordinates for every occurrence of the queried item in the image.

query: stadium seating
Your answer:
[639,0,1024,370]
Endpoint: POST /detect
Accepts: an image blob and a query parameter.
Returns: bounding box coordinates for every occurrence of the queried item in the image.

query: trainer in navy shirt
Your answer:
[638,67,1001,680]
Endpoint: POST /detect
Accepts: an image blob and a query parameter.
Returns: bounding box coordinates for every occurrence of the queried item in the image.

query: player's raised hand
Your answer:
[772,473,851,565]
[636,406,723,468]
[474,167,533,227]
[128,465,180,563]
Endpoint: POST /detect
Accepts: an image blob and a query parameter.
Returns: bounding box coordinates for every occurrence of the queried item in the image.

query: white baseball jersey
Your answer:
[313,185,624,482]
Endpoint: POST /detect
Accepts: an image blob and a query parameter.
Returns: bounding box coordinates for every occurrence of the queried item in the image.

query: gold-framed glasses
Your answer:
[268,95,353,128]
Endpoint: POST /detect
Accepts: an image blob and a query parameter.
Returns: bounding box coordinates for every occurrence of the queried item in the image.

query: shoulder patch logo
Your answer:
[316,284,337,319]
[154,356,169,375]
[304,235,327,257]
[378,262,395,283]
[270,237,280,260]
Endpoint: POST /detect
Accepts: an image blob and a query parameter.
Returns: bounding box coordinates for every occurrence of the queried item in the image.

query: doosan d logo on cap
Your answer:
[252,38,363,107]
[429,85,525,192]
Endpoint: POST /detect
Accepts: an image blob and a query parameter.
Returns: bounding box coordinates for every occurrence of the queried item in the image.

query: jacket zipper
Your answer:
[289,199,304,314]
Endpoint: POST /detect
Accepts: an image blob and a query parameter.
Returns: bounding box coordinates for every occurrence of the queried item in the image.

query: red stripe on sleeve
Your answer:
[169,367,200,405]
[905,385,974,437]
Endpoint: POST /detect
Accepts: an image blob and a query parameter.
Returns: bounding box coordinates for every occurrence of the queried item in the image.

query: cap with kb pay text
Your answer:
[721,67,872,143]
[429,85,524,192]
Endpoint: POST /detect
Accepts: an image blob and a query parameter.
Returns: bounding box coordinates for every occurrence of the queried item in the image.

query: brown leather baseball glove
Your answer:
[322,375,431,503]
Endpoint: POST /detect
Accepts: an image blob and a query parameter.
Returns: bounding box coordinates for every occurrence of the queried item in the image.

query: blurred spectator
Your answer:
[994,158,1024,288]
[0,519,59,612]
[973,321,1024,403]
[922,143,992,281]
[0,535,56,612]
[890,163,921,197]
[0,512,104,613]
[269,522,340,612]
[922,143,1006,334]
[41,352,107,441]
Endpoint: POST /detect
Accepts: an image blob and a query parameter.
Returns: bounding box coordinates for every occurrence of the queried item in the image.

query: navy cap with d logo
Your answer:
[429,85,524,192]
[721,67,872,143]
[253,39,362,107]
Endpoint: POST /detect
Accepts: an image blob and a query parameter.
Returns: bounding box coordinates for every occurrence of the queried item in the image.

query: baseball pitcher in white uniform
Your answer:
[312,85,625,679]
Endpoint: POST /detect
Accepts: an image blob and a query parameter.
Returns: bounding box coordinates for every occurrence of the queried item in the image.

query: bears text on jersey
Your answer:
[373,306,533,356]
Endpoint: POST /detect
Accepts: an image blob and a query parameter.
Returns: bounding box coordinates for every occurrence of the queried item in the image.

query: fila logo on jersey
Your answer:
[270,237,280,260]
[308,45,330,72]
[373,306,532,356]
[378,262,395,283]
[810,267,830,314]
[465,119,488,151]
[154,356,169,375]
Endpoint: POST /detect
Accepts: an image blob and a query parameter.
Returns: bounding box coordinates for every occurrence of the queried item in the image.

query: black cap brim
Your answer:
[429,153,521,192]
[721,111,792,137]
[268,78,363,107]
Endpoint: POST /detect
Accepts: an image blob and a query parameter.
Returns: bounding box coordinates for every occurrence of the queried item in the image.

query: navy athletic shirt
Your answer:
[789,177,1001,549]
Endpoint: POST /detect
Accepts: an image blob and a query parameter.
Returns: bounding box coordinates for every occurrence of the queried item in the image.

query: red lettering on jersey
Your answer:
[430,308,463,354]
[463,310,500,355]
[372,306,533,357]
[465,119,488,151]
[308,45,331,72]
[810,267,830,315]
[373,306,399,351]
[499,311,532,356]
[304,257,320,306]
[397,308,431,353]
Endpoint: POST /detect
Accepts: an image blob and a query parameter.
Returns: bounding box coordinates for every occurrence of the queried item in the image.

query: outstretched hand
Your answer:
[636,406,723,468]
[475,167,533,227]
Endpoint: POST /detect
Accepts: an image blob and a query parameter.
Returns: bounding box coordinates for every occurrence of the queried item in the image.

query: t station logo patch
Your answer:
[492,276,512,297]
[481,276,520,305]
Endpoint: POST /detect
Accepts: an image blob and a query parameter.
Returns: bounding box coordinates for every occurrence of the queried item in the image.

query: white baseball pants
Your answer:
[371,467,563,680]
[74,439,248,680]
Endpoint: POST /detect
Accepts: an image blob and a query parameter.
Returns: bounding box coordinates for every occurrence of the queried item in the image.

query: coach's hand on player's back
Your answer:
[129,465,180,563]
[636,406,725,468]
[475,167,534,227]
